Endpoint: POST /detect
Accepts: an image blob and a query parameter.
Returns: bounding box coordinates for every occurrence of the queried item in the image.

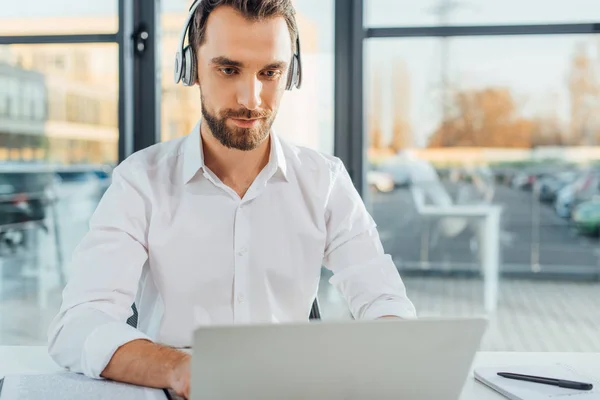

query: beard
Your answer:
[201,97,275,151]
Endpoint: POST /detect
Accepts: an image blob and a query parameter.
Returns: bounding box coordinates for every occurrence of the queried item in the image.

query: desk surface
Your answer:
[1,346,598,399]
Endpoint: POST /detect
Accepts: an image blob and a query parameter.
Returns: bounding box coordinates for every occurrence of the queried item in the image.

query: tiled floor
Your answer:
[318,271,600,352]
[2,271,600,352]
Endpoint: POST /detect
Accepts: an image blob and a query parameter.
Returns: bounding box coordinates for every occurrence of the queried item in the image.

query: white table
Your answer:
[416,201,502,313]
[1,347,599,399]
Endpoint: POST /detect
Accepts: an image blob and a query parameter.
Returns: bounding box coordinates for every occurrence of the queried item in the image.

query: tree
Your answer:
[390,120,411,152]
[568,44,600,146]
[530,115,564,147]
[427,87,535,148]
[368,68,384,149]
[389,60,412,152]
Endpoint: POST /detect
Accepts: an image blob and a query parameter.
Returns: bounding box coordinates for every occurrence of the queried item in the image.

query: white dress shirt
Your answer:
[47,122,417,379]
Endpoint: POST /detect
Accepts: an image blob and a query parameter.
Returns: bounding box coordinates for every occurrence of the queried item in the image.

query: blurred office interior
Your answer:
[1,0,600,352]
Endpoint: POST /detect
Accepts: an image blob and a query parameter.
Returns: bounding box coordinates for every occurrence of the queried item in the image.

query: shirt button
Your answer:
[237,294,245,303]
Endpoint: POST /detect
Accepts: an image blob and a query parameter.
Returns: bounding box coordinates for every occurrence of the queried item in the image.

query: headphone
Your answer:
[174,0,302,90]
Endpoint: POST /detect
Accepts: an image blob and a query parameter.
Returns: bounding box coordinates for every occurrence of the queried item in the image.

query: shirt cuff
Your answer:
[81,321,152,379]
[360,300,417,320]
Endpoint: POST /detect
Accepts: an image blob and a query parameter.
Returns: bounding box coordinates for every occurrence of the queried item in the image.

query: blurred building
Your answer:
[0,62,47,162]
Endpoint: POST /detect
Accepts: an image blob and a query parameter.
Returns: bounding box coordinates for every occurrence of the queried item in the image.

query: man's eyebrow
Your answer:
[210,56,244,67]
[263,61,287,70]
[210,57,288,70]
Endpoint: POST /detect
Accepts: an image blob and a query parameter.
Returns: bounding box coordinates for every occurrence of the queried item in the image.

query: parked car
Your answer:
[54,166,112,202]
[555,182,576,218]
[511,172,533,190]
[0,164,113,254]
[367,170,394,193]
[568,169,600,217]
[534,171,578,203]
[376,158,412,188]
[572,198,600,236]
[0,165,55,254]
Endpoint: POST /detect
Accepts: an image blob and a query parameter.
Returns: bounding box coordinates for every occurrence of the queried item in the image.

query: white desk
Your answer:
[410,182,502,313]
[1,347,598,399]
[417,203,502,313]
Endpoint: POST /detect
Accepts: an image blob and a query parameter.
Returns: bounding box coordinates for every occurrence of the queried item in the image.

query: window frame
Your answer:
[333,0,600,196]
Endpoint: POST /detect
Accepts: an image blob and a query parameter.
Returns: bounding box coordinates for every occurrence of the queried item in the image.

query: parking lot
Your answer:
[370,183,600,278]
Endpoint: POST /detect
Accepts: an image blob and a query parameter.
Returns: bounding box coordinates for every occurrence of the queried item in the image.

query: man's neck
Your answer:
[200,121,271,197]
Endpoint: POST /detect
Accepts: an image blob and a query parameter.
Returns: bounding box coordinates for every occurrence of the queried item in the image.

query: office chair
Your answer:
[126,304,138,328]
[127,299,321,328]
[309,297,321,320]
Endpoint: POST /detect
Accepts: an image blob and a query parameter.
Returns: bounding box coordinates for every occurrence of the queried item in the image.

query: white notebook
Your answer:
[474,364,600,400]
[0,372,171,400]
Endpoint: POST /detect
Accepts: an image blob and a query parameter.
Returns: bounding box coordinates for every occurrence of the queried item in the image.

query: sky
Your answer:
[366,34,600,147]
[3,0,600,148]
[367,1,600,146]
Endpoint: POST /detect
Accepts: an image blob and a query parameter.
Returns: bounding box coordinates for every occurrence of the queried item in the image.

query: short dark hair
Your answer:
[188,0,298,53]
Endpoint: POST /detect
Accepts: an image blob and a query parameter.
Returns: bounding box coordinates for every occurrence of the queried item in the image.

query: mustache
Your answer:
[222,108,271,119]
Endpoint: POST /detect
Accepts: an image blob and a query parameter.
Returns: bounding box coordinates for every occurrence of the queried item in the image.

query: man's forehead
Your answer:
[201,6,292,59]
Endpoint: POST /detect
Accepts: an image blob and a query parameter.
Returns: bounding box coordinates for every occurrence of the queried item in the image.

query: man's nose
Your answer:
[237,76,263,110]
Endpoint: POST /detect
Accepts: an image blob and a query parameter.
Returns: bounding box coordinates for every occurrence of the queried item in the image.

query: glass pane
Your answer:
[161,0,335,155]
[0,1,117,35]
[365,0,600,27]
[0,43,118,344]
[365,35,600,350]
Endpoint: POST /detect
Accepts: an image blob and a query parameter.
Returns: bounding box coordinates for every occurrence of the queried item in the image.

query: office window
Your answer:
[0,76,7,116]
[7,77,20,119]
[21,83,33,120]
[0,44,118,345]
[363,33,600,351]
[365,0,600,28]
[160,0,335,155]
[0,1,117,35]
[32,85,47,121]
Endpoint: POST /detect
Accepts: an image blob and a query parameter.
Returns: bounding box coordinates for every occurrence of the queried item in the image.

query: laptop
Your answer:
[190,317,488,399]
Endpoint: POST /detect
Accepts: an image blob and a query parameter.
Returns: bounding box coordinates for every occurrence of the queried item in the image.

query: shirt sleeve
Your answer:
[322,159,417,320]
[47,161,152,379]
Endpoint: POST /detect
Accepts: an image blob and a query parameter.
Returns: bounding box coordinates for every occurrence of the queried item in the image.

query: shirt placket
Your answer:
[233,201,251,323]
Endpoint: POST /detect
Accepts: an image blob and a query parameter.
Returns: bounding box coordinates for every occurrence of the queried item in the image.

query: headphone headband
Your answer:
[174,0,302,90]
[293,33,302,89]
[174,0,202,85]
[179,0,203,54]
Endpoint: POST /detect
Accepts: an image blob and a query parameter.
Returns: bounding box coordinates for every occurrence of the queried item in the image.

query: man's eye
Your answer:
[220,68,236,75]
[263,70,281,78]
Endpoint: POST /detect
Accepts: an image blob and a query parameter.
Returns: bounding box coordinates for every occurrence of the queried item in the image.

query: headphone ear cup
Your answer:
[174,51,183,84]
[182,45,197,86]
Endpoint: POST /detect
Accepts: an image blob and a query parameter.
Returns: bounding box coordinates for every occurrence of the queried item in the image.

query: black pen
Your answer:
[497,372,594,391]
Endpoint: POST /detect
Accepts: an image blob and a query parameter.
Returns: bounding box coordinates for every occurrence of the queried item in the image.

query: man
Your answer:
[47,0,416,398]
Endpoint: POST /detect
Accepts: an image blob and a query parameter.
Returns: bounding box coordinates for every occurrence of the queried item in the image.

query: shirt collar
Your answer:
[269,129,288,181]
[182,120,288,184]
[182,121,203,184]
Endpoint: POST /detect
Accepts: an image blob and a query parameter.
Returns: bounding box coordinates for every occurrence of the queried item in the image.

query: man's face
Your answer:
[195,6,292,151]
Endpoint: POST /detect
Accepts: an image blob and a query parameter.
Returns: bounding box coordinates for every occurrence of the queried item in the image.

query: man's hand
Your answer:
[168,353,192,399]
[101,340,192,399]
